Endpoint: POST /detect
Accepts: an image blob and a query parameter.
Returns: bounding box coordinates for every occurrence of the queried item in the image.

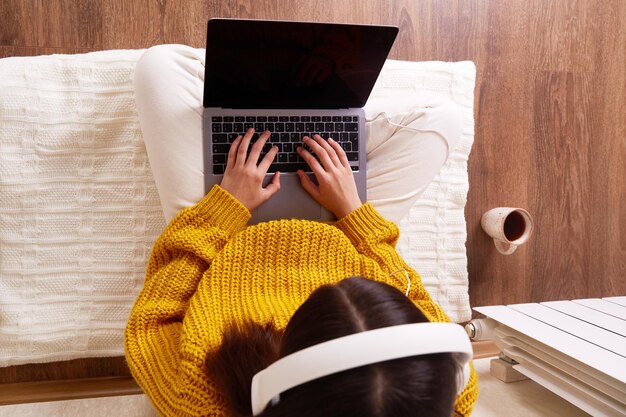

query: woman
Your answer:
[125,45,477,417]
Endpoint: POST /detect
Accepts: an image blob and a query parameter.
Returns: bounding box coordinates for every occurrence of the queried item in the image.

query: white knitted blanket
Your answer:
[0,50,474,367]
[369,60,475,325]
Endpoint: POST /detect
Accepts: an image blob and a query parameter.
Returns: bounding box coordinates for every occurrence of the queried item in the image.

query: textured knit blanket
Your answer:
[0,50,475,367]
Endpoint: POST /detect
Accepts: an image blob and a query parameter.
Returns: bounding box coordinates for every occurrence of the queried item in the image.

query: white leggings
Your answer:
[134,45,463,223]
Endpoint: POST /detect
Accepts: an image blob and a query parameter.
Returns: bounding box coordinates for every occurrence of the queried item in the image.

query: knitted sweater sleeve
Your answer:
[335,203,478,416]
[335,203,441,311]
[124,185,250,417]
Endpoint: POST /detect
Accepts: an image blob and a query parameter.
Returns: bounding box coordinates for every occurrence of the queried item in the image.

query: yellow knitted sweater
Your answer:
[125,185,477,417]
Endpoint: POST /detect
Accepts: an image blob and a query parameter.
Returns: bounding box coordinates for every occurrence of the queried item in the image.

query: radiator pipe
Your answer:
[464,318,496,341]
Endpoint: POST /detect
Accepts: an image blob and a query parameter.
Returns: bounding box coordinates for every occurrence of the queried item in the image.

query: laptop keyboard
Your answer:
[210,115,360,175]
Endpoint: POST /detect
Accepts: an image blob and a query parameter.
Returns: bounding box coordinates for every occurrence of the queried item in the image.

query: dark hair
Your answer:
[206,277,460,417]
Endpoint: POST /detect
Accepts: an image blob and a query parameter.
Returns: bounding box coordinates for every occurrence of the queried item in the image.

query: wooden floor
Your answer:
[1,0,625,386]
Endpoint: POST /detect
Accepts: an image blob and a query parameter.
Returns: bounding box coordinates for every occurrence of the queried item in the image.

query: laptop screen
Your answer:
[203,19,398,109]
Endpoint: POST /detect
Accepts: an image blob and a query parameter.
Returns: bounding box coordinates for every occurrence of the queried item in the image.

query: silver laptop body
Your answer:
[201,18,398,224]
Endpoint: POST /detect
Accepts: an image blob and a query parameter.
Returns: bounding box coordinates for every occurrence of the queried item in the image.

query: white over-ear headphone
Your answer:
[251,322,472,416]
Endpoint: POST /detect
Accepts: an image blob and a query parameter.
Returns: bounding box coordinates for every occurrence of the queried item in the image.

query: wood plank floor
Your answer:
[1,0,625,384]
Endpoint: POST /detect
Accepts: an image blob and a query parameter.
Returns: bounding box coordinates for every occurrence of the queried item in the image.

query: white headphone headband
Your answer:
[250,322,472,415]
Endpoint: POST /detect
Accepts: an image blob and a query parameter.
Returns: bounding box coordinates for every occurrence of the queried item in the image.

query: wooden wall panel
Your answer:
[465,0,534,306]
[530,72,594,301]
[588,1,626,298]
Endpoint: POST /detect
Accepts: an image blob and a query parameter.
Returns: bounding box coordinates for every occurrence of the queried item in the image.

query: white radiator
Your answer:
[473,297,626,417]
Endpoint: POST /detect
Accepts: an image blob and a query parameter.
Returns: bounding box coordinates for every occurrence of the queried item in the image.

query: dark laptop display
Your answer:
[204,19,398,109]
[202,19,398,224]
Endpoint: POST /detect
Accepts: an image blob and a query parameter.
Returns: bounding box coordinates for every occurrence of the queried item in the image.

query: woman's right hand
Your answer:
[220,129,281,212]
[296,135,363,219]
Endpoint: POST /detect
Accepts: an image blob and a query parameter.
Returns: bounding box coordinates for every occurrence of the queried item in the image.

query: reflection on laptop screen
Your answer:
[204,19,398,109]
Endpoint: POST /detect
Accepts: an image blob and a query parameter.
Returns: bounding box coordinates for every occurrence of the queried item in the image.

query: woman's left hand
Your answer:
[296,135,362,218]
[220,128,281,211]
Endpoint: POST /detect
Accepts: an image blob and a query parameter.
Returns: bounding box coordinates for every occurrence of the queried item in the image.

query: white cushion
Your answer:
[0,51,474,367]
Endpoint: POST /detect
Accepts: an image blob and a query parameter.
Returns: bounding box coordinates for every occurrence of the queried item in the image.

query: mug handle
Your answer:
[494,239,518,255]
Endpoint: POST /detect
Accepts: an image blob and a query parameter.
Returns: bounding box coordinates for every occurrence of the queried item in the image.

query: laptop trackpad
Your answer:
[256,174,321,221]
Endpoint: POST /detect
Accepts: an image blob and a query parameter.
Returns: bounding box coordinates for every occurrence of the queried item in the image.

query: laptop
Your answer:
[202,18,398,224]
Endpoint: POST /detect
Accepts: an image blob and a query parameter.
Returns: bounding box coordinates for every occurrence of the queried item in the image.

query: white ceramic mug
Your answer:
[481,207,534,255]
